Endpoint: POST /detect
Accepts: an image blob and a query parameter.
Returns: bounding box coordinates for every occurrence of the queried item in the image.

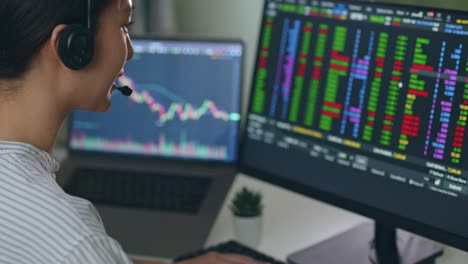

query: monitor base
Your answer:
[287,222,443,264]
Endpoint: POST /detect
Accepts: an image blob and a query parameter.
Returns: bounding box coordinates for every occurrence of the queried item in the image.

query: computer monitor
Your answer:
[69,36,243,163]
[240,0,468,263]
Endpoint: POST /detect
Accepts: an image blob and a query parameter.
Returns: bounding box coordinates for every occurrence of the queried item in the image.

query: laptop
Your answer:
[57,35,244,258]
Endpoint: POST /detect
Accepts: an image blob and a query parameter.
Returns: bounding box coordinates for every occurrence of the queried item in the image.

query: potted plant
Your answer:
[229,186,264,248]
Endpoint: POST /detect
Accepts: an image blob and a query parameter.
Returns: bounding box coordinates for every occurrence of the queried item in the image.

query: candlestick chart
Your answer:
[71,49,242,162]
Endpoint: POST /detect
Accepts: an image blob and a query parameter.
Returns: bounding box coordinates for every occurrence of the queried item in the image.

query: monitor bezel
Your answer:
[239,0,468,252]
[67,33,245,166]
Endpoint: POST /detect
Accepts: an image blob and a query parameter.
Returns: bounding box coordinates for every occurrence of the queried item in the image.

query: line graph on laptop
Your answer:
[70,50,242,162]
[117,75,241,126]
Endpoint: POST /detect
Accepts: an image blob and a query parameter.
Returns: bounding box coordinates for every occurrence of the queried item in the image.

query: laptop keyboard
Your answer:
[64,168,212,214]
[174,240,285,264]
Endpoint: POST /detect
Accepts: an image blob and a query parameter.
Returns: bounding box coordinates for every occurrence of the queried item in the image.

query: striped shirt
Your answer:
[0,141,132,264]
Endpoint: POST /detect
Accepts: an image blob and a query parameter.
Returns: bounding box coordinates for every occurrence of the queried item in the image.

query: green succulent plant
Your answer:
[229,186,264,217]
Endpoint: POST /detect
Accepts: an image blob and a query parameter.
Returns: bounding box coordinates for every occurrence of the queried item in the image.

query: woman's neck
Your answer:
[0,83,67,154]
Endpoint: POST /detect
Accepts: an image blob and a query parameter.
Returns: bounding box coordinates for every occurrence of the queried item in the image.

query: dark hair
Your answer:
[0,0,111,80]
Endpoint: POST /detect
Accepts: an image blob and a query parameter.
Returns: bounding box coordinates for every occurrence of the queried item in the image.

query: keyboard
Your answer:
[64,168,212,214]
[173,240,285,264]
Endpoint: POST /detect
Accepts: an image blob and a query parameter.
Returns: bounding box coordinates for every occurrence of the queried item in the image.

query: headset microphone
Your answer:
[116,85,133,96]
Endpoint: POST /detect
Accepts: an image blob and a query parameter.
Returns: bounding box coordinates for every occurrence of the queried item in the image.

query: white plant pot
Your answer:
[232,215,262,248]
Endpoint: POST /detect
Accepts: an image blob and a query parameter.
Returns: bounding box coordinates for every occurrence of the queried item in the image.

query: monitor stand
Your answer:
[287,222,443,264]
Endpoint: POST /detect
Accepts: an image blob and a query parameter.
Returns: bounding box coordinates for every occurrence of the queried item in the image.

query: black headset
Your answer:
[58,0,94,70]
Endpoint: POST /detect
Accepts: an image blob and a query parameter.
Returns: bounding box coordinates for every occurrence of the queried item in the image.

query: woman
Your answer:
[0,0,261,263]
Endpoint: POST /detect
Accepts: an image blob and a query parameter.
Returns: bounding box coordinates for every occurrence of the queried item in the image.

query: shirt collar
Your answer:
[0,141,60,174]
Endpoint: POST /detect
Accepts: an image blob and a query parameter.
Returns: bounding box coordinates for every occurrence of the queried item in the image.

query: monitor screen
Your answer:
[69,37,244,163]
[241,0,468,249]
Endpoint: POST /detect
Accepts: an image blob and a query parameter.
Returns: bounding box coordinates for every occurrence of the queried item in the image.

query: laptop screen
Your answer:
[68,36,244,163]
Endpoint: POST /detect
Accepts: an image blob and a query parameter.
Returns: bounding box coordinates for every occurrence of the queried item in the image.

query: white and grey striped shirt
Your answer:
[0,141,132,264]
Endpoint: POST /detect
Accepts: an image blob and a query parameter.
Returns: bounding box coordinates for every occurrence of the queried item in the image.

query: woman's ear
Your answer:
[45,24,69,67]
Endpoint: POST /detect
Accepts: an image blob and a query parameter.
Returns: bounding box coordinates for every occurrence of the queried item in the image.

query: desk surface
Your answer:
[207,173,468,264]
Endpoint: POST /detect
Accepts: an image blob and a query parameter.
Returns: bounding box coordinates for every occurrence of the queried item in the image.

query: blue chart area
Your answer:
[71,49,242,162]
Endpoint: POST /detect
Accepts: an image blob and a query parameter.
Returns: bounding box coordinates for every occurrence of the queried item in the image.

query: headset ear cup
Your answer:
[58,25,94,70]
